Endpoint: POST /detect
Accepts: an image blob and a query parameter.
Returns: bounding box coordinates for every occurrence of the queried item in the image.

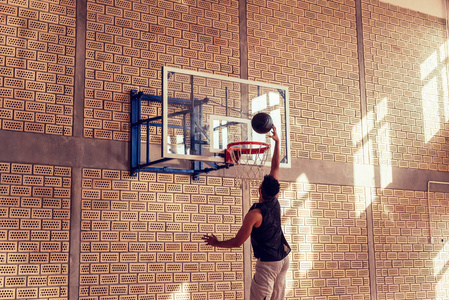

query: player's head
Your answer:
[259,175,280,202]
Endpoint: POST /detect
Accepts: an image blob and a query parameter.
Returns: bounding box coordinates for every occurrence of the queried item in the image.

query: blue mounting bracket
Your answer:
[130,90,232,179]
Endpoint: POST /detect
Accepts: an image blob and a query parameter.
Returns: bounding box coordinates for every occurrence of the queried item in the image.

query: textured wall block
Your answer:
[0,1,75,136]
[84,0,240,141]
[81,168,242,298]
[0,162,71,300]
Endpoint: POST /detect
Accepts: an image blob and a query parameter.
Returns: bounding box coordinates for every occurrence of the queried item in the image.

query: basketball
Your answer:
[251,112,273,134]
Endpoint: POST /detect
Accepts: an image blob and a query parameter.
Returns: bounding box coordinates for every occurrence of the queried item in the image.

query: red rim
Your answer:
[227,141,270,155]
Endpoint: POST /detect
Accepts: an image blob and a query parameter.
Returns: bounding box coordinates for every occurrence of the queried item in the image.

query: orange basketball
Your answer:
[251,112,273,134]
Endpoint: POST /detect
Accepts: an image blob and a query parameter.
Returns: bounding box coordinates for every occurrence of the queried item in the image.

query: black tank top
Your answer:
[249,197,291,261]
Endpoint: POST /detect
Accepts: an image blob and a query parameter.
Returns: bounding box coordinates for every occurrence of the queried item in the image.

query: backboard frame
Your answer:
[161,66,291,168]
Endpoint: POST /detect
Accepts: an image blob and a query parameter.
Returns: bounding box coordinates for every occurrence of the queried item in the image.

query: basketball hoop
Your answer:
[226,141,270,187]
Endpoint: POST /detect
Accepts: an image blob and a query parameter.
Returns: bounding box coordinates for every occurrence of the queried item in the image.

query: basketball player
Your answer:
[202,124,291,300]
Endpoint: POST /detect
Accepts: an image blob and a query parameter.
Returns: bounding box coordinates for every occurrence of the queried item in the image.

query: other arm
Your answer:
[202,209,262,248]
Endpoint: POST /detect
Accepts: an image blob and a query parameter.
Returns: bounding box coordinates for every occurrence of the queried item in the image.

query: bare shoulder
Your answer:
[246,208,262,227]
[247,207,261,216]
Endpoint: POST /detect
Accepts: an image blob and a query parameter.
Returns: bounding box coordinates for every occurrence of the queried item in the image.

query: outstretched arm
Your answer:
[202,209,262,248]
[269,124,280,180]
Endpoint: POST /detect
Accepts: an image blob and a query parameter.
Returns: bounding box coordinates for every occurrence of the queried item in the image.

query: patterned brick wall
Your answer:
[84,0,240,141]
[362,0,449,171]
[0,162,71,300]
[250,181,371,299]
[372,188,449,300]
[80,169,244,300]
[0,0,76,136]
[0,0,449,299]
[246,0,363,164]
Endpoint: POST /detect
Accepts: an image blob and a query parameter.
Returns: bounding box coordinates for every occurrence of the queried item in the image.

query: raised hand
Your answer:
[268,124,279,143]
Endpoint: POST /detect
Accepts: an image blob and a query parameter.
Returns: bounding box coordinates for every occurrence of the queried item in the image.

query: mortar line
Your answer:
[69,0,87,298]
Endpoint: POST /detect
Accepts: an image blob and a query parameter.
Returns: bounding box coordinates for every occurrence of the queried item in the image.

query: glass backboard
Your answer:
[161,66,291,168]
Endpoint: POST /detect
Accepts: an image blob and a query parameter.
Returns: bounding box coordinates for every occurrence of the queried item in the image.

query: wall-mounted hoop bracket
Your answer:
[130,90,232,179]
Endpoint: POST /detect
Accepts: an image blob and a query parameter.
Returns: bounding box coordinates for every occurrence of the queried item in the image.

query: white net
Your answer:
[227,142,270,188]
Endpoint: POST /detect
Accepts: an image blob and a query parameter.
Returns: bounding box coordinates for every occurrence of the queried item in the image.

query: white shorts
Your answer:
[250,255,290,300]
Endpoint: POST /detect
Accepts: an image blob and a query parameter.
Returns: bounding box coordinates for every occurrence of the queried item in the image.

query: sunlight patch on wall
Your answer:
[351,98,392,217]
[352,98,392,188]
[420,47,449,143]
[352,105,373,187]
[420,51,438,81]
[352,116,373,217]
[277,173,313,297]
[295,173,313,275]
[422,76,440,143]
[441,67,449,122]
[439,39,449,61]
[434,243,449,300]
[376,98,393,189]
[439,40,449,122]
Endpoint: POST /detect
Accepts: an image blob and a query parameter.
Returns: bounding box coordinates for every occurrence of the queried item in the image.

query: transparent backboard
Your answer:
[162,66,291,168]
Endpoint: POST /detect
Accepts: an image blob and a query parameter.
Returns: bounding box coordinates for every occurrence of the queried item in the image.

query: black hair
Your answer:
[260,175,280,201]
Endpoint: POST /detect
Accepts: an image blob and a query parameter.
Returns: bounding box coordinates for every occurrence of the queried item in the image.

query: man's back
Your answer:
[250,196,290,262]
